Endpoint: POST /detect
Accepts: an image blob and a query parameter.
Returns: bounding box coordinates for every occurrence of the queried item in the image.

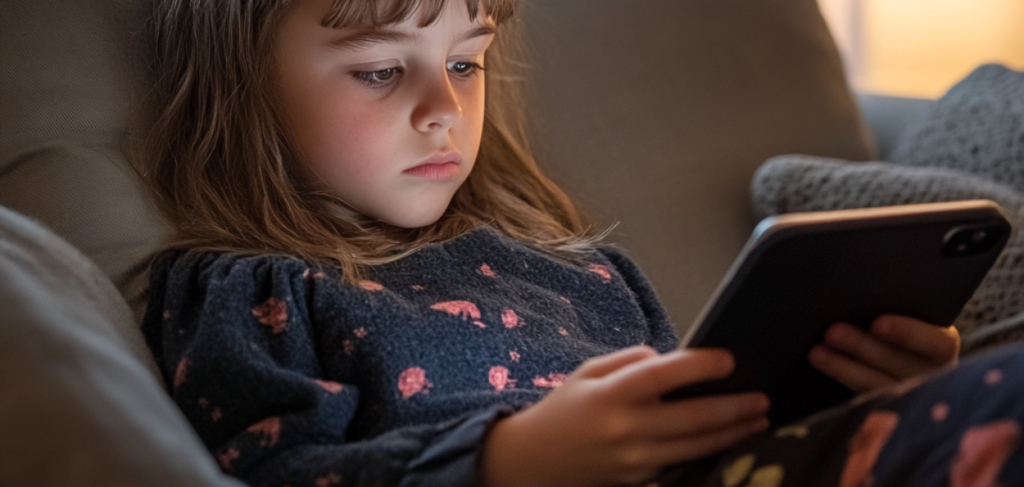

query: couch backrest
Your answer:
[0,0,874,333]
[522,0,876,328]
[0,0,172,322]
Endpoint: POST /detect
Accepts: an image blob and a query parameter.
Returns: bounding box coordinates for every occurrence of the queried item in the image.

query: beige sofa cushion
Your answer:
[0,0,172,320]
[522,0,876,330]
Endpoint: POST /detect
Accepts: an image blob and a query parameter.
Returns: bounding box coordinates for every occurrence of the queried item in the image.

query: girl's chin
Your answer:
[373,204,451,229]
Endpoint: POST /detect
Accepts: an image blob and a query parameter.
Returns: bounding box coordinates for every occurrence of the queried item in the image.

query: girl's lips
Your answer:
[403,162,460,180]
[403,153,461,180]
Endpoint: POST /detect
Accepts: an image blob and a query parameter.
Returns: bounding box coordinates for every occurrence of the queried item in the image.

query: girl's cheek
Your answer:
[307,96,387,158]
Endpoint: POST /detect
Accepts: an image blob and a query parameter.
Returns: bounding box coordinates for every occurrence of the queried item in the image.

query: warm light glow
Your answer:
[819,0,1024,98]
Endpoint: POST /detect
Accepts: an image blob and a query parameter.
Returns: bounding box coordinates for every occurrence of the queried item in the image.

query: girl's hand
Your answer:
[809,315,960,393]
[481,346,770,487]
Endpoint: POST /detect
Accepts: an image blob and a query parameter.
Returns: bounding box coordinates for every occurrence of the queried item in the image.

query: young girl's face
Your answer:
[272,0,495,228]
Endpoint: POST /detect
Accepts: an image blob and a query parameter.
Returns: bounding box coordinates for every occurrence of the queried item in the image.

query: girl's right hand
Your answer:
[480,346,770,487]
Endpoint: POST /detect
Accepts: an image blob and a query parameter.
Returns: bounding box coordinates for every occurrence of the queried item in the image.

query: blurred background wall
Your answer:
[818,0,1024,98]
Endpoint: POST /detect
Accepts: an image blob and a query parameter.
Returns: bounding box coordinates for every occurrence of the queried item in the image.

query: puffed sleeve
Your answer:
[597,246,681,353]
[141,251,513,487]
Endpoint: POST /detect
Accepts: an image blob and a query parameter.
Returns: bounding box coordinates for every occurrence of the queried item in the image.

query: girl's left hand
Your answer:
[809,315,960,393]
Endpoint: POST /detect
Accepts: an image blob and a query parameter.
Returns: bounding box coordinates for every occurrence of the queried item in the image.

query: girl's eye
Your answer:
[351,67,401,88]
[449,61,484,78]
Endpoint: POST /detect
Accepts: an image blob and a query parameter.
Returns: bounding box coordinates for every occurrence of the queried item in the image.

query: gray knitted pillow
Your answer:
[890,64,1024,193]
[751,65,1024,354]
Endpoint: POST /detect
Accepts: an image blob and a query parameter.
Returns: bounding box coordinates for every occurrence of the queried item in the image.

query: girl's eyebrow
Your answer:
[328,24,496,50]
[329,30,418,50]
[458,25,496,43]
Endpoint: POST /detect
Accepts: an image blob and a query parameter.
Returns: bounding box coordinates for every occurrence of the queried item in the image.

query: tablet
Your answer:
[663,200,1012,426]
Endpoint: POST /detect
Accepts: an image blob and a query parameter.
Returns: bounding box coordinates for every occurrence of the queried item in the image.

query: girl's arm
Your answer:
[481,346,770,487]
[810,315,961,392]
[143,252,513,487]
[597,247,680,353]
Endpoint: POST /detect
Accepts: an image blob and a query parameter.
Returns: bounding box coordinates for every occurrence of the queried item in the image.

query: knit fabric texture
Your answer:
[142,226,679,487]
[890,65,1024,193]
[751,64,1024,354]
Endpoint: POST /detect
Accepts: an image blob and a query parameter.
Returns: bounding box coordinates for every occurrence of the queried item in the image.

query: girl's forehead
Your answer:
[320,0,513,30]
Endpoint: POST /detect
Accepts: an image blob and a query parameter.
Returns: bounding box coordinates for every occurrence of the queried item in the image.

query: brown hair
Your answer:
[145,0,600,281]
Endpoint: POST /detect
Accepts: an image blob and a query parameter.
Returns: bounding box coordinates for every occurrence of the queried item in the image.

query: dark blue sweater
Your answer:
[142,226,680,486]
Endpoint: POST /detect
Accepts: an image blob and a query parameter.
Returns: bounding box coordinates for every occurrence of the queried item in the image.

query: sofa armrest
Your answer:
[0,206,242,487]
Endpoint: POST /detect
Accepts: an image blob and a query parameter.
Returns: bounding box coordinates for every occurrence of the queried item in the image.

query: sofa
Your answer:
[0,0,1010,485]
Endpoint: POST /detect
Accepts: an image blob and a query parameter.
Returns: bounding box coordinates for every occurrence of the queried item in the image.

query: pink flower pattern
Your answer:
[315,472,342,487]
[354,327,368,338]
[838,412,900,487]
[588,264,612,282]
[489,366,517,391]
[480,264,496,277]
[303,269,325,280]
[248,417,281,447]
[211,408,223,422]
[398,367,432,398]
[430,300,486,328]
[252,297,288,334]
[217,447,240,471]
[173,357,190,390]
[316,380,344,394]
[951,420,1021,487]
[533,373,567,388]
[502,309,522,328]
[984,368,1004,386]
[359,280,384,291]
[510,350,521,362]
[931,402,950,423]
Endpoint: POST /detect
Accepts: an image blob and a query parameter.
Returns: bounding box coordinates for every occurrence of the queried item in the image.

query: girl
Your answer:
[142,0,1022,486]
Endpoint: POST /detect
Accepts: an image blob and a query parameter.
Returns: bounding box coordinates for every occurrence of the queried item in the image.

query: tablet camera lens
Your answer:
[942,223,1006,257]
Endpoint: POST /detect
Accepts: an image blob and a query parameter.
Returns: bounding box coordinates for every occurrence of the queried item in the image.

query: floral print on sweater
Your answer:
[143,226,678,487]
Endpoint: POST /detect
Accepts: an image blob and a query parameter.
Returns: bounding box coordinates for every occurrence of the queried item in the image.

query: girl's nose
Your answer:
[411,74,463,133]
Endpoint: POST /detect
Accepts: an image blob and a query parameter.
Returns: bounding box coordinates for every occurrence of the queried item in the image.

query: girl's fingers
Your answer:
[823,323,938,380]
[573,345,659,379]
[593,417,769,483]
[602,348,736,401]
[809,344,899,392]
[644,417,770,466]
[641,392,770,439]
[871,315,960,364]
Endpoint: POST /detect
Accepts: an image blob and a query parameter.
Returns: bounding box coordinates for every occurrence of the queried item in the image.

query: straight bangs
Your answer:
[322,0,515,29]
